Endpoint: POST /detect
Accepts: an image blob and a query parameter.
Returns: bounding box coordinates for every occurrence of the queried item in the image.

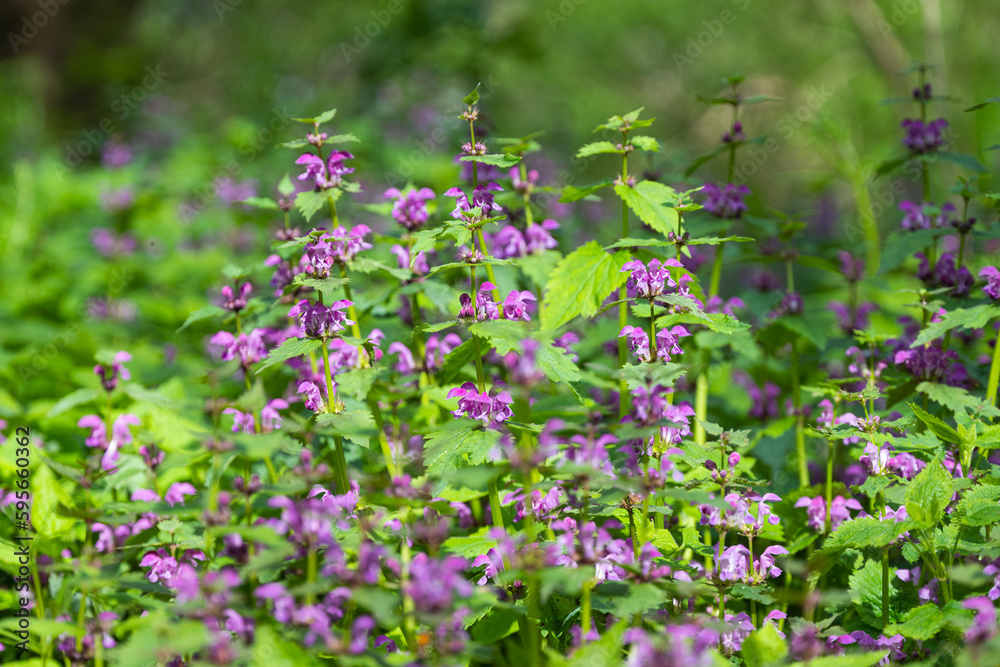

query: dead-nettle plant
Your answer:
[14,68,1000,667]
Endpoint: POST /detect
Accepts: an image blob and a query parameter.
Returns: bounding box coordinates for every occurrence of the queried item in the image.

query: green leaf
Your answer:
[463,85,480,105]
[315,409,376,447]
[823,516,911,551]
[277,173,295,196]
[911,304,999,347]
[576,141,622,158]
[559,180,613,203]
[177,305,226,332]
[459,153,522,168]
[886,603,944,641]
[289,275,351,299]
[614,180,680,235]
[469,319,527,355]
[254,337,323,373]
[46,388,101,419]
[470,607,519,643]
[438,339,475,383]
[741,623,788,667]
[684,144,728,176]
[849,557,898,627]
[423,425,502,478]
[908,403,960,444]
[975,425,1000,449]
[630,135,660,152]
[905,460,952,529]
[853,474,892,499]
[426,257,514,277]
[547,619,626,667]
[959,498,1000,527]
[966,97,1000,112]
[936,151,989,173]
[917,382,1000,419]
[541,241,627,331]
[535,340,582,385]
[295,189,336,222]
[314,108,337,125]
[32,464,76,538]
[241,196,279,210]
[786,655,889,667]
[334,368,380,401]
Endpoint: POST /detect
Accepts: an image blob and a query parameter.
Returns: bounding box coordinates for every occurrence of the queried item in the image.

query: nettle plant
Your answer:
[5,73,1000,666]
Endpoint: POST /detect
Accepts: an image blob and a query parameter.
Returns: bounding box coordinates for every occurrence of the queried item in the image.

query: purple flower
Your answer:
[621,258,682,299]
[752,545,789,582]
[901,117,948,153]
[94,351,132,391]
[223,407,255,434]
[492,225,527,258]
[964,596,998,644]
[210,329,267,366]
[447,382,513,424]
[260,398,288,432]
[164,482,197,507]
[619,325,652,363]
[327,224,373,263]
[390,244,429,274]
[221,282,252,312]
[717,544,750,582]
[384,187,435,230]
[404,553,472,613]
[981,266,1000,300]
[214,176,257,205]
[525,219,560,253]
[288,299,354,338]
[78,415,108,449]
[298,380,328,413]
[502,289,536,321]
[295,150,354,189]
[458,282,500,322]
[102,140,132,168]
[900,200,955,230]
[860,442,897,476]
[655,325,690,361]
[426,333,463,372]
[445,183,503,219]
[91,228,137,256]
[702,183,750,219]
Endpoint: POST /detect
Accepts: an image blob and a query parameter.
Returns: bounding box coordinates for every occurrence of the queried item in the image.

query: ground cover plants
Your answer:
[4,69,1000,666]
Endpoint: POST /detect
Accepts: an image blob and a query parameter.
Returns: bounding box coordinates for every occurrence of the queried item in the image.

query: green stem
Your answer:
[400,536,419,653]
[368,395,398,478]
[332,435,350,495]
[475,228,501,304]
[988,326,1000,407]
[618,152,630,420]
[581,579,593,639]
[792,340,808,488]
[306,547,317,604]
[877,491,889,629]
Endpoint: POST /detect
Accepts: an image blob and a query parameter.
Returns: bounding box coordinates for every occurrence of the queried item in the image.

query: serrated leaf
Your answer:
[849,557,898,627]
[823,516,911,551]
[459,153,521,168]
[684,144,728,176]
[741,623,787,666]
[960,498,1000,527]
[541,241,628,331]
[576,141,622,158]
[614,180,680,235]
[438,339,475,383]
[886,603,944,640]
[254,337,323,373]
[905,460,952,529]
[295,189,336,222]
[918,382,1000,419]
[908,403,959,444]
[469,319,527,355]
[423,426,502,478]
[315,409,375,447]
[630,135,660,152]
[911,304,999,347]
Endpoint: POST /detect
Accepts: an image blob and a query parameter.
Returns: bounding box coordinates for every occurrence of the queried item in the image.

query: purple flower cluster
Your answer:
[621,258,683,299]
[492,219,559,258]
[701,183,750,219]
[447,382,514,424]
[901,117,948,153]
[384,186,435,230]
[288,299,354,338]
[296,150,355,190]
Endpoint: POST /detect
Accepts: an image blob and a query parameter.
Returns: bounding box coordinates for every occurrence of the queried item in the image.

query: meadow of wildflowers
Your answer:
[4,63,1000,667]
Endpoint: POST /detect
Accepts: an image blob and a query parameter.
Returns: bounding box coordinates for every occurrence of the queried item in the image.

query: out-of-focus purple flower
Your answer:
[702,183,750,219]
[102,141,132,168]
[838,251,865,282]
[260,398,288,432]
[829,301,877,334]
[426,333,463,373]
[328,224,373,263]
[214,176,257,205]
[795,495,862,532]
[221,282,252,312]
[980,266,1000,300]
[223,407,255,434]
[91,228,137,257]
[164,482,197,507]
[94,350,132,391]
[99,186,135,212]
[526,219,560,253]
[390,244,429,274]
[384,187,435,230]
[404,553,472,613]
[447,382,513,424]
[770,291,804,317]
[901,117,948,153]
[900,200,955,230]
[493,225,527,258]
[964,596,998,644]
[210,329,267,366]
